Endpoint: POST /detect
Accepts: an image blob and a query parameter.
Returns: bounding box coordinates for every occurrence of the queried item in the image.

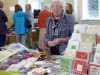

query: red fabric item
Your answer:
[38,10,52,28]
[72,59,89,75]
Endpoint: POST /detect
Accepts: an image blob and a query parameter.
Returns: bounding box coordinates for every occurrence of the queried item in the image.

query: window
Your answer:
[28,0,42,10]
[18,0,27,11]
[82,0,100,20]
[73,0,78,21]
[18,0,42,12]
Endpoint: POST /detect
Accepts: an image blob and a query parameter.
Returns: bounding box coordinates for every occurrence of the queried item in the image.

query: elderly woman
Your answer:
[25,4,32,48]
[45,0,74,55]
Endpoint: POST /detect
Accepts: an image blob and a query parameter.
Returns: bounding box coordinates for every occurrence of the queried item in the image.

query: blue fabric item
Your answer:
[45,13,75,54]
[13,11,28,35]
[0,9,8,34]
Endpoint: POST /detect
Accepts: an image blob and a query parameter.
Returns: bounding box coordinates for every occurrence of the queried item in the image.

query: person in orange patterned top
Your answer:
[38,6,52,50]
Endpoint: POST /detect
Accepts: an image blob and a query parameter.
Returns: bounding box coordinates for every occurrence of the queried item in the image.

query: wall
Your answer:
[1,0,18,28]
[74,0,100,25]
[43,0,69,7]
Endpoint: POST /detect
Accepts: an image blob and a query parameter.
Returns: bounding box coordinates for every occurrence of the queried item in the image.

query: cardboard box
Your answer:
[89,63,100,75]
[6,34,16,44]
[72,59,89,75]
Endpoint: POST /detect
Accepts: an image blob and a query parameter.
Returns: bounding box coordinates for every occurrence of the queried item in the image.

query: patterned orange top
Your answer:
[38,10,52,28]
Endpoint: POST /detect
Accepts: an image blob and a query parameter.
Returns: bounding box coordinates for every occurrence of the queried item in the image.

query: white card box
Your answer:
[89,63,100,75]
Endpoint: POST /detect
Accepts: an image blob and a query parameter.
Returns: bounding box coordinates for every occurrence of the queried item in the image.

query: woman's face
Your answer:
[66,4,70,11]
[25,5,31,12]
[66,4,73,14]
[51,3,63,17]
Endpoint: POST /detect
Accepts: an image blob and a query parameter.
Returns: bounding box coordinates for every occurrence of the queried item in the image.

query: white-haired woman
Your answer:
[45,0,74,55]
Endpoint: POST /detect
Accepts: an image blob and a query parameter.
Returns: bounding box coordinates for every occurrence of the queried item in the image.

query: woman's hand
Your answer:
[48,37,69,47]
[48,41,56,47]
[53,37,69,44]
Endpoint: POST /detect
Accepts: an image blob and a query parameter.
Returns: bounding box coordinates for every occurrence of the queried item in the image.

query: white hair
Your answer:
[52,0,63,5]
[50,0,64,17]
[51,0,63,8]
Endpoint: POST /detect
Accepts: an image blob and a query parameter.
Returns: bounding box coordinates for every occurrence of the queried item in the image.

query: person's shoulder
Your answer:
[18,11,25,16]
[0,9,3,13]
[62,13,68,19]
[0,9,5,15]
[65,14,75,19]
[47,16,53,21]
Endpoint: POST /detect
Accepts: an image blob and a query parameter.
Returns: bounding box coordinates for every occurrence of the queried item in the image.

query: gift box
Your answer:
[60,56,73,72]
[66,40,80,51]
[72,59,89,75]
[80,33,96,44]
[79,43,95,51]
[64,50,76,58]
[93,44,100,64]
[96,35,100,44]
[95,44,100,53]
[89,63,100,75]
[79,33,96,51]
[93,54,100,64]
[76,50,92,61]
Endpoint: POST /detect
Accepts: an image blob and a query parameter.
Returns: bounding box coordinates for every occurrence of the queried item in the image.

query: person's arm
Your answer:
[2,11,8,33]
[44,17,51,47]
[2,11,8,23]
[53,37,69,45]
[57,37,69,43]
